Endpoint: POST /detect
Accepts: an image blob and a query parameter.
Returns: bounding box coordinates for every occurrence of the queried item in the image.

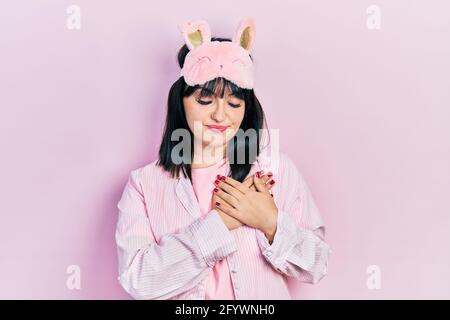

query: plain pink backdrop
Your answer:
[0,0,449,299]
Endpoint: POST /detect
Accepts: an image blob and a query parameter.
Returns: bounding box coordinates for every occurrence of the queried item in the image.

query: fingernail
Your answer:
[213,188,218,193]
[256,171,260,178]
[268,172,273,177]
[214,180,219,185]
[219,175,226,180]
[271,194,274,197]
[215,202,221,206]
[269,180,275,185]
[216,174,221,179]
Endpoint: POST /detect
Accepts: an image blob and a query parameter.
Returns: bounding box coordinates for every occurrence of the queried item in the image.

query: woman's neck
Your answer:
[192,143,227,169]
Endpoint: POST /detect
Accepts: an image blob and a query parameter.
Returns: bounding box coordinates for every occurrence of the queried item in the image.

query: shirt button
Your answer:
[266,250,272,257]
[231,269,237,273]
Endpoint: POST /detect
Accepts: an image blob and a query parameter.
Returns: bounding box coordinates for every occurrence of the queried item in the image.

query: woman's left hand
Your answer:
[213,173,278,242]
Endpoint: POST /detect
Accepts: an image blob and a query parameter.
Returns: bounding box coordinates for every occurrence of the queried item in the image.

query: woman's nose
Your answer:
[211,101,226,122]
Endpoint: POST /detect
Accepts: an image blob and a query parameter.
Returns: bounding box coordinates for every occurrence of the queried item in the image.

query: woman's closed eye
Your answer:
[196,99,241,108]
[196,98,213,105]
[228,101,241,108]
[227,96,243,108]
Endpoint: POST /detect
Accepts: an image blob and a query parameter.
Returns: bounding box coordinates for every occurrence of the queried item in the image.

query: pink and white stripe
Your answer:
[115,151,330,299]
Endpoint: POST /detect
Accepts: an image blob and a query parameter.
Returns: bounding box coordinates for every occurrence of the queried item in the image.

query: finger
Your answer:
[214,206,227,217]
[248,171,271,191]
[214,198,238,219]
[259,172,272,185]
[268,177,276,198]
[219,175,249,195]
[253,173,270,194]
[231,172,272,191]
[265,179,275,197]
[263,172,275,188]
[213,188,239,209]
[265,178,275,191]
[215,178,245,200]
[259,171,274,188]
[242,175,253,189]
[215,207,242,223]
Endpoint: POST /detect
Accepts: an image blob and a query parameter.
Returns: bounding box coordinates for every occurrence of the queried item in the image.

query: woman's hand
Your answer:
[212,172,278,242]
[243,171,273,191]
[212,172,274,231]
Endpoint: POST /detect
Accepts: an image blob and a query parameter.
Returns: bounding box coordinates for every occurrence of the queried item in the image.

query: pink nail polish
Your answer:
[213,188,218,192]
[269,180,275,185]
[215,202,220,206]
[214,180,219,185]
[219,175,226,181]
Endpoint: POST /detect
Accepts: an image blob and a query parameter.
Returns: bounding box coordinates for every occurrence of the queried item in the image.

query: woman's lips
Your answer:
[207,125,229,133]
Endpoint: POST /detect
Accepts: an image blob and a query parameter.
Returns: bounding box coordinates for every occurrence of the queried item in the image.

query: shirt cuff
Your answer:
[188,209,238,267]
[255,210,299,270]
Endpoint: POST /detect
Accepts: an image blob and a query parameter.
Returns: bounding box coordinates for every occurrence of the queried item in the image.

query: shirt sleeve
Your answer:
[255,156,331,284]
[115,169,237,300]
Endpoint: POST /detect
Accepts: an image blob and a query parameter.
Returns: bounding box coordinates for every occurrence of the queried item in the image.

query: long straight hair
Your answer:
[157,38,268,182]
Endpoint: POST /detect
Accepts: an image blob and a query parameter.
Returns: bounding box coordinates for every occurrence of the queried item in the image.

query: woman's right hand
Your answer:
[213,171,274,231]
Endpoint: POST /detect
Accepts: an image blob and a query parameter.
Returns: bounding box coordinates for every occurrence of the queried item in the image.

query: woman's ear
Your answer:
[178,20,211,50]
[233,18,255,51]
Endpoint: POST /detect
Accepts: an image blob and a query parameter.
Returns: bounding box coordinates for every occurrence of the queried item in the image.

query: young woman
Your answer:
[115,18,330,300]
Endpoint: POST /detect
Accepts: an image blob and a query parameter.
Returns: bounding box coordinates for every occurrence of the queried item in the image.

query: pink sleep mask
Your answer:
[178,18,256,90]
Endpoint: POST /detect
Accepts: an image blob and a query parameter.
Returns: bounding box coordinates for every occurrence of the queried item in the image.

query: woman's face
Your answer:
[183,86,245,149]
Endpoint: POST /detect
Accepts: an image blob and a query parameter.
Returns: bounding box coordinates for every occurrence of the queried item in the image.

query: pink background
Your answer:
[1,0,449,299]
